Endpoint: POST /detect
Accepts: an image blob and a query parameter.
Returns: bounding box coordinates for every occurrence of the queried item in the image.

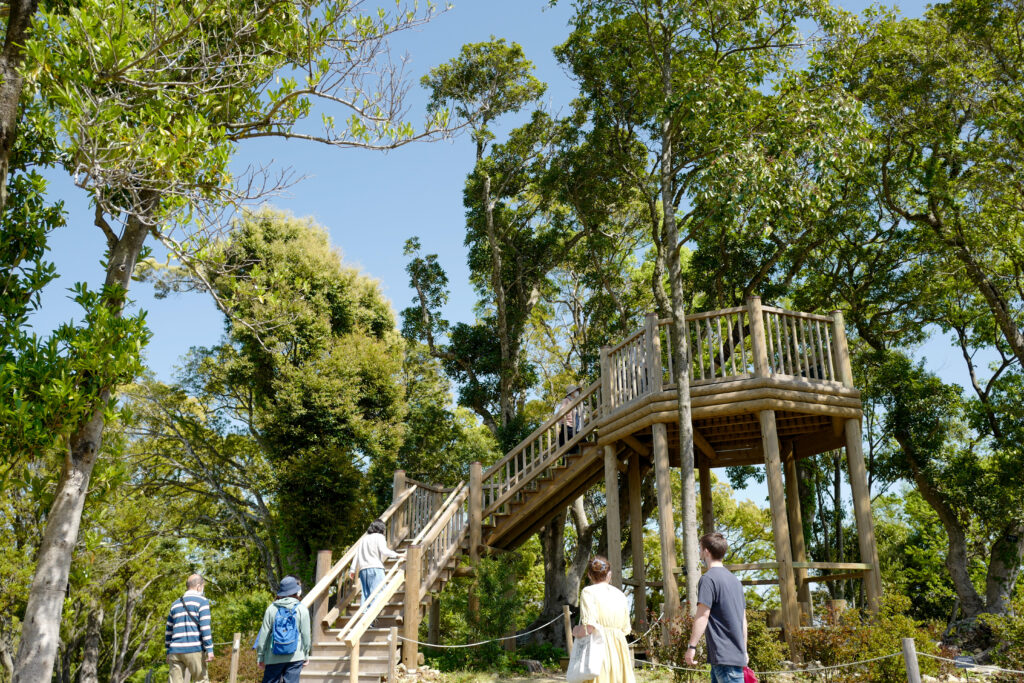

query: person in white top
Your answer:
[349,519,403,617]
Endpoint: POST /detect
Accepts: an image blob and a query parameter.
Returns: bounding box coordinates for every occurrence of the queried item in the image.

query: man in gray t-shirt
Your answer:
[685,533,748,683]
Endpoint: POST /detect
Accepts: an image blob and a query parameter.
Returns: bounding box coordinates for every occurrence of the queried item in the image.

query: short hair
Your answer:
[700,532,729,561]
[367,519,386,536]
[588,556,611,582]
[186,574,204,590]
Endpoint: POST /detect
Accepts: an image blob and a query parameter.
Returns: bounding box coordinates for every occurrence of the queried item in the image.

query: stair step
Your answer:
[305,655,392,675]
[300,673,383,683]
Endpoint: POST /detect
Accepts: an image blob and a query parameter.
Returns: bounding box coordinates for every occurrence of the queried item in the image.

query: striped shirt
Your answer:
[165,590,213,654]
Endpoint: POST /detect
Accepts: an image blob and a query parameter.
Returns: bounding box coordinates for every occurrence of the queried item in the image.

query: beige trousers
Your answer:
[167,651,209,683]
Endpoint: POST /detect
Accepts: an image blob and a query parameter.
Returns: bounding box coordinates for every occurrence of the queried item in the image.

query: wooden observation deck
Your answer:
[299,297,882,681]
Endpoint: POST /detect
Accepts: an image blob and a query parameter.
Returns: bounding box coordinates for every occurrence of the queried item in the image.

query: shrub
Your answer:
[791,594,952,682]
[516,641,567,668]
[977,600,1024,681]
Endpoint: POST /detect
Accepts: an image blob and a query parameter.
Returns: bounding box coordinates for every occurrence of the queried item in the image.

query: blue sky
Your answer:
[36,0,950,398]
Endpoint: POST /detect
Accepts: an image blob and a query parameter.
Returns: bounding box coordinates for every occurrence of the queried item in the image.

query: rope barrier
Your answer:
[627,613,663,645]
[918,651,1024,676]
[635,652,903,676]
[397,613,563,648]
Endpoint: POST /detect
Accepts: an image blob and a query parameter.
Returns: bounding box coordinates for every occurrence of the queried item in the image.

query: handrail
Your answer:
[483,379,601,479]
[336,561,405,643]
[411,483,465,546]
[301,485,418,609]
[404,478,452,494]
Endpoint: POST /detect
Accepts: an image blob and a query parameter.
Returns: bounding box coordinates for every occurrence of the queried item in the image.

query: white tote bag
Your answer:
[566,626,605,683]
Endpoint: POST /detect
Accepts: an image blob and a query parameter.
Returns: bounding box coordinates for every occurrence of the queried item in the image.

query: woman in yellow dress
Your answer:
[572,556,636,683]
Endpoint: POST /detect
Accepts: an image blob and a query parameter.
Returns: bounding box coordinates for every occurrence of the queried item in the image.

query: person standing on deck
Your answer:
[165,574,214,683]
[556,384,581,449]
[685,533,749,683]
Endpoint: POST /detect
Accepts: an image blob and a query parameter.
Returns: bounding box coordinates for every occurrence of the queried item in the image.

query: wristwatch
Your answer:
[687,645,696,650]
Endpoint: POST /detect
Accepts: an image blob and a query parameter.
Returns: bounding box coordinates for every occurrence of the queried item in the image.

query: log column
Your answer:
[629,452,647,631]
[832,310,883,613]
[604,445,623,587]
[750,296,800,650]
[759,413,801,651]
[699,462,715,535]
[468,461,482,619]
[652,422,680,623]
[313,550,332,643]
[392,470,407,543]
[783,445,811,612]
[402,545,422,670]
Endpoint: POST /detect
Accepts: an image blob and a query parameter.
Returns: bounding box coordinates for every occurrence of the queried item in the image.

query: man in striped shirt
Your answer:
[165,574,214,683]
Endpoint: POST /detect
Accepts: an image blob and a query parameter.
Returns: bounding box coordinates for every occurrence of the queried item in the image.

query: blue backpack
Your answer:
[271,603,299,655]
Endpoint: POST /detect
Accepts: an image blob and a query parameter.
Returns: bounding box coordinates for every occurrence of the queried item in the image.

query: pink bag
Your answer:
[743,666,758,683]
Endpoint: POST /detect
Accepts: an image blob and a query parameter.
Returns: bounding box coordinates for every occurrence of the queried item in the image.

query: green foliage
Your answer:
[745,612,787,679]
[791,595,949,682]
[640,613,704,683]
[977,598,1024,677]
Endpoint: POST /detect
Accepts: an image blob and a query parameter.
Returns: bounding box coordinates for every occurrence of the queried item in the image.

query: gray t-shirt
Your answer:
[697,566,746,667]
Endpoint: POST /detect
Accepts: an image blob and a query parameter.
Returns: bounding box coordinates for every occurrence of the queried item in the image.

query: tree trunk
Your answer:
[0,0,41,213]
[984,521,1024,615]
[528,501,593,648]
[13,208,152,683]
[659,37,699,616]
[77,604,103,683]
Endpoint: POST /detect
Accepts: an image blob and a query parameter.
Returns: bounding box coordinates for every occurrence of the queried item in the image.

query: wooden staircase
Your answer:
[299,299,877,679]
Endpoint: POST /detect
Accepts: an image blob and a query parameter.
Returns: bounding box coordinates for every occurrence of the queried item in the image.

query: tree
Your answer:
[11,1,452,677]
[556,0,834,615]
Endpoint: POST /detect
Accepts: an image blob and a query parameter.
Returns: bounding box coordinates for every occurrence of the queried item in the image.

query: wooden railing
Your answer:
[481,379,604,518]
[762,307,838,382]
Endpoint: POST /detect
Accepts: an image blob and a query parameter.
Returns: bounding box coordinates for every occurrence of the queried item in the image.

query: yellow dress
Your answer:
[579,583,636,683]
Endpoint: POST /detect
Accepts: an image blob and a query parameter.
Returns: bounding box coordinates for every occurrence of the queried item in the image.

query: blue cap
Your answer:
[277,576,301,597]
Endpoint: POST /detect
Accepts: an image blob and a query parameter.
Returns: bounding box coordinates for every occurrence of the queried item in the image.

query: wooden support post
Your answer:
[392,470,407,543]
[604,445,623,587]
[747,296,769,378]
[832,310,883,613]
[758,410,801,654]
[227,633,240,683]
[902,638,922,683]
[313,549,332,643]
[645,313,664,392]
[699,463,715,535]
[349,640,360,683]
[428,596,440,645]
[388,627,398,683]
[652,422,680,623]
[468,461,482,619]
[628,453,647,632]
[402,545,422,671]
[563,605,574,652]
[783,449,811,611]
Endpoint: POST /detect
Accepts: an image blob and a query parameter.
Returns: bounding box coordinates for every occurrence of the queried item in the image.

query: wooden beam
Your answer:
[693,428,717,461]
[622,434,650,456]
[652,422,680,622]
[629,452,647,632]
[604,445,623,587]
[832,416,846,437]
[468,462,482,620]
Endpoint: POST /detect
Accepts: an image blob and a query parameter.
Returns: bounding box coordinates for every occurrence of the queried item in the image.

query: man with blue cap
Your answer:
[255,575,312,683]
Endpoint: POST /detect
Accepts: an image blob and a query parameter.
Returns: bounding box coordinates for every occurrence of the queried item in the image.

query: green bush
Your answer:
[790,594,952,682]
[977,600,1024,681]
[516,641,567,668]
[745,610,787,680]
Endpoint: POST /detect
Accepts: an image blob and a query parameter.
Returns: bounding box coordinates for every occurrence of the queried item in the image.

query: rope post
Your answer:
[388,627,398,683]
[902,638,922,683]
[227,633,240,683]
[563,605,573,652]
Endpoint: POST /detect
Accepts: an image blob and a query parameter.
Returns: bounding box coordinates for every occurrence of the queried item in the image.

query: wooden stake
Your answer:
[902,638,922,683]
[428,596,440,645]
[227,633,240,683]
[388,627,398,683]
[402,545,422,671]
[349,640,359,683]
[605,445,623,587]
[629,453,647,632]
[652,422,680,623]
[563,605,574,652]
[758,410,801,655]
[699,464,715,535]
